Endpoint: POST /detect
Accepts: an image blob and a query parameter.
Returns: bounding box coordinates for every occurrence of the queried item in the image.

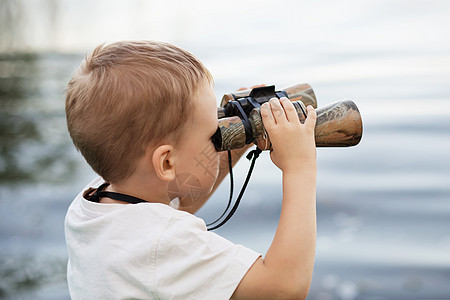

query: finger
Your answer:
[261,102,275,128]
[269,98,286,124]
[304,105,317,128]
[279,97,300,124]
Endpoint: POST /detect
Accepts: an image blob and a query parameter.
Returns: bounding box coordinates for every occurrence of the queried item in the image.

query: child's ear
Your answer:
[152,145,176,182]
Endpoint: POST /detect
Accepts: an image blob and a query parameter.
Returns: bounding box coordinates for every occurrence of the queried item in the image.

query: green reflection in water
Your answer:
[0,53,79,186]
[0,253,67,299]
[0,53,81,297]
[1,53,40,182]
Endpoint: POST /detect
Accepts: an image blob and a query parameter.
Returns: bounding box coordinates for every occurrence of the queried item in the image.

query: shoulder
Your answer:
[154,213,260,299]
[65,176,186,241]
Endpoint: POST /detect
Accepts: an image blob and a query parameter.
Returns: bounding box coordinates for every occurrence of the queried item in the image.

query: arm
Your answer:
[232,97,317,299]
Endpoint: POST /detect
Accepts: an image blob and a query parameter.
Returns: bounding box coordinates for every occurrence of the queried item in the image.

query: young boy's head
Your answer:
[66,41,220,199]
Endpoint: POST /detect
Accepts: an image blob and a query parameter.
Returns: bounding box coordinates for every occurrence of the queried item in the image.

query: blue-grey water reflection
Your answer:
[2,49,449,299]
[1,1,450,299]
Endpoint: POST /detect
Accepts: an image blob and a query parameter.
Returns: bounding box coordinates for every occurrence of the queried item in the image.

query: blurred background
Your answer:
[1,0,449,299]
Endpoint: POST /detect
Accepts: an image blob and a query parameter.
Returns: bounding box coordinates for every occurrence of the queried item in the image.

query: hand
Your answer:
[261,97,317,173]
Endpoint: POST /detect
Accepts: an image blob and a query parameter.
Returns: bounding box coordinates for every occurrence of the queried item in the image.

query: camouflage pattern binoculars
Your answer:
[211,83,363,151]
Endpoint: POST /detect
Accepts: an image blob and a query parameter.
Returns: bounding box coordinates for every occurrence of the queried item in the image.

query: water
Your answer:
[1,1,450,299]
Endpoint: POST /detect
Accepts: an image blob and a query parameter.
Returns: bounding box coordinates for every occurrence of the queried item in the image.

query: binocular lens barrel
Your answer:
[221,83,318,109]
[213,100,363,151]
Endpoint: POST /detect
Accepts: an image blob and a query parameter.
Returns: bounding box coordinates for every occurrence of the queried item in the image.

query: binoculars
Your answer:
[211,83,363,151]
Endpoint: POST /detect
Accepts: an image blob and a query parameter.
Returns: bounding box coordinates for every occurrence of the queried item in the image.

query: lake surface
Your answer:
[1,1,450,299]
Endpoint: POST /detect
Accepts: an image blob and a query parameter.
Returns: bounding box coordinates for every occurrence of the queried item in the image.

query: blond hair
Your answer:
[66,41,213,182]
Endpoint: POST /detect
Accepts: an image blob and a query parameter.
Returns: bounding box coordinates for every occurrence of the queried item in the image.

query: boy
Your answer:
[65,40,317,299]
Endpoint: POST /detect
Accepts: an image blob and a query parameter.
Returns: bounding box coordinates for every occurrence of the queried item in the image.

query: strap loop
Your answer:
[206,151,234,227]
[207,146,261,231]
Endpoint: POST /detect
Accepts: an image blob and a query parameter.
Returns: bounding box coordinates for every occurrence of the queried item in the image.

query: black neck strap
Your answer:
[207,146,262,231]
[86,146,262,228]
[88,183,147,204]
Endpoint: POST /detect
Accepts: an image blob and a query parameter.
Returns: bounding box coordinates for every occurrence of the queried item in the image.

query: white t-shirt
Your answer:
[65,177,260,299]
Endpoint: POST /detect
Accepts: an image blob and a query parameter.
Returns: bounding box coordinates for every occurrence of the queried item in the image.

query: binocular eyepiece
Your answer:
[211,84,363,151]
